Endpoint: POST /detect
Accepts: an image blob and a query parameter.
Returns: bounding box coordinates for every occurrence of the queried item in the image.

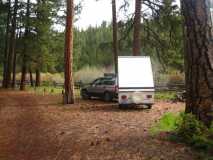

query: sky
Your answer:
[69,0,180,30]
[75,0,135,30]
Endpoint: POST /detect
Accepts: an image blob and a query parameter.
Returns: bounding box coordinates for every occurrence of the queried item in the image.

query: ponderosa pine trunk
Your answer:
[20,0,30,91]
[29,68,34,87]
[20,64,27,90]
[133,0,142,56]
[64,0,74,104]
[11,43,17,88]
[5,0,18,88]
[35,69,40,87]
[2,0,11,88]
[182,0,213,126]
[112,0,118,74]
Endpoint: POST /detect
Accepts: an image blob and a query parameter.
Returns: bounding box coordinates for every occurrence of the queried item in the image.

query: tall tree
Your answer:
[182,0,213,126]
[4,0,18,88]
[29,68,34,86]
[64,0,74,104]
[20,0,30,91]
[35,69,40,87]
[112,0,118,74]
[132,0,142,56]
[11,32,17,88]
[2,0,11,88]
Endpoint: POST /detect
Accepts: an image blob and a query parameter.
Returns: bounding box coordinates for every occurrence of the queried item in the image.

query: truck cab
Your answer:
[81,75,118,101]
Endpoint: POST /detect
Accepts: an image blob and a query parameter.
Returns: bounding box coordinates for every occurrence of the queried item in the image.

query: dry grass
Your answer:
[11,66,113,84]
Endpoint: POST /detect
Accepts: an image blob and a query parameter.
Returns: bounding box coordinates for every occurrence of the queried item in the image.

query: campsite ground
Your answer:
[0,90,200,160]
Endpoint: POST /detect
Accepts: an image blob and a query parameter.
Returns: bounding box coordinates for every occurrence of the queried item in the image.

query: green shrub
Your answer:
[176,114,213,151]
[155,91,177,101]
[151,113,181,135]
[176,114,207,143]
[151,112,213,154]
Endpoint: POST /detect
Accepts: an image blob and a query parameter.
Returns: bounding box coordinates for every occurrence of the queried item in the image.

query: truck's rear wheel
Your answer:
[147,104,152,109]
[103,92,112,102]
[119,104,125,109]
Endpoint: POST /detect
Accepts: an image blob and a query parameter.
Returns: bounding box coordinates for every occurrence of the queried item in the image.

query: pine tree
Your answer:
[2,0,11,88]
[182,0,213,126]
[20,0,30,91]
[4,0,18,88]
[133,0,142,56]
[64,0,74,104]
[112,0,118,74]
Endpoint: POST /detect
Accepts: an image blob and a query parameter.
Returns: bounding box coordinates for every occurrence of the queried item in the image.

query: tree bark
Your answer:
[35,69,40,87]
[112,0,118,75]
[64,0,75,104]
[182,0,213,126]
[12,28,22,88]
[11,41,17,88]
[2,0,11,88]
[133,0,142,56]
[20,64,27,90]
[20,0,30,91]
[29,68,34,87]
[5,0,18,88]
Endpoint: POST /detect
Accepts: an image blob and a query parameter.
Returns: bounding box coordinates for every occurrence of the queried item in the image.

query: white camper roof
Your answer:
[118,56,154,90]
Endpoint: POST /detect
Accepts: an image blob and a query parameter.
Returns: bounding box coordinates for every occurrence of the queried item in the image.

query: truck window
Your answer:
[103,80,115,85]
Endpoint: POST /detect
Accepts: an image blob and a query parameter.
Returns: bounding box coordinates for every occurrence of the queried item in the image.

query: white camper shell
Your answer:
[118,56,155,108]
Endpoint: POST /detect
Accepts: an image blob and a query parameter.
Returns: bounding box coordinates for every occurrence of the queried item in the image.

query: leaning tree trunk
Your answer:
[132,0,142,56]
[5,0,18,88]
[112,0,118,74]
[35,69,40,87]
[182,0,213,127]
[2,0,11,88]
[64,0,74,104]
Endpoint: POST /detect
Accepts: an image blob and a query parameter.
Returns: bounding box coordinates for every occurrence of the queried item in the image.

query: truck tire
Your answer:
[103,92,112,102]
[81,90,90,100]
[119,104,124,109]
[147,104,152,109]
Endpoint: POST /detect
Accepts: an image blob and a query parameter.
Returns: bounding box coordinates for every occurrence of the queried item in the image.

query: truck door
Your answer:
[88,78,103,96]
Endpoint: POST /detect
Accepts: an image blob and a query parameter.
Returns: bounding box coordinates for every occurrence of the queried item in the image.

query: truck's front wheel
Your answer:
[81,90,90,100]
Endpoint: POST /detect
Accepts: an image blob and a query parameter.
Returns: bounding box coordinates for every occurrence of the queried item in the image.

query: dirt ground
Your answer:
[0,90,199,160]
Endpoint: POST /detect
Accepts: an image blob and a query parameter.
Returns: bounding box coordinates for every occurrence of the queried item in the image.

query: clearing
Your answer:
[0,90,199,160]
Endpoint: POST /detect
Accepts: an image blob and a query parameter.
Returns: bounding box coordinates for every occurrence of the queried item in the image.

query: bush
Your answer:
[41,73,64,84]
[151,112,213,154]
[151,113,181,135]
[176,114,213,151]
[176,114,207,143]
[155,91,177,101]
[167,72,184,85]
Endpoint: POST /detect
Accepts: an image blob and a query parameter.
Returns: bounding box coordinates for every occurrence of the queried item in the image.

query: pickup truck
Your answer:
[80,76,118,102]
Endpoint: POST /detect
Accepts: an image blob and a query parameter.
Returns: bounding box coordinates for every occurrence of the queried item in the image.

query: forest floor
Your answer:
[0,90,200,160]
